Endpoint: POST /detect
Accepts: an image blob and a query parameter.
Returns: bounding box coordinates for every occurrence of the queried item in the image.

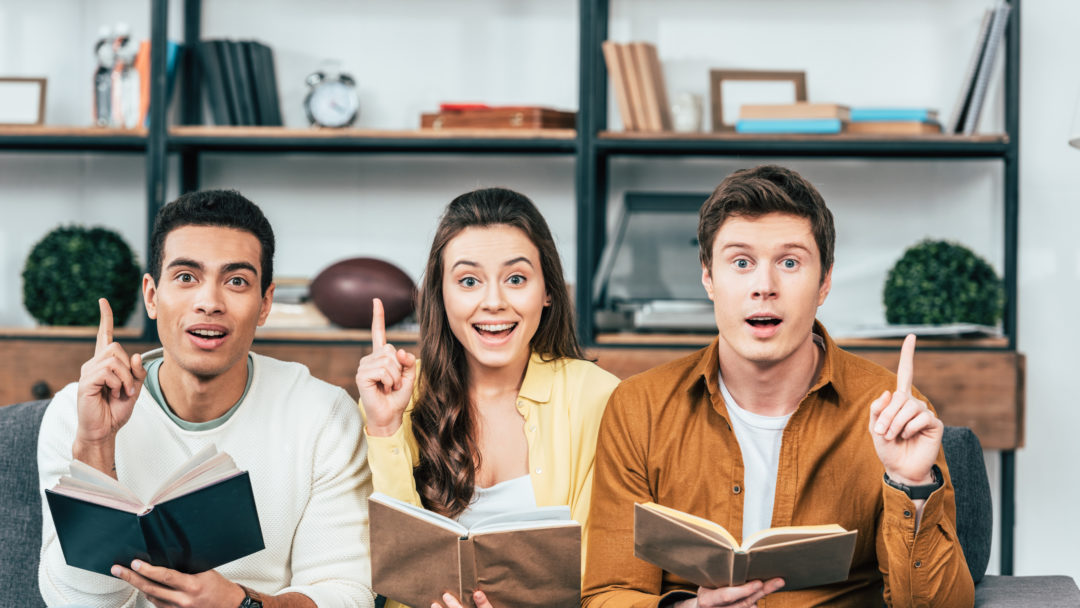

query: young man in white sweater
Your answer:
[38,190,374,608]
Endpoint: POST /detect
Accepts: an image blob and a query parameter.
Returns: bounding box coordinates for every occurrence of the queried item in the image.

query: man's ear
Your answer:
[142,274,158,319]
[256,282,276,327]
[817,265,833,306]
[701,264,715,301]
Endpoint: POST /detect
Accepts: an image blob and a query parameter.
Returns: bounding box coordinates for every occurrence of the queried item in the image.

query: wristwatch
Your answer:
[884,464,943,500]
[238,586,264,608]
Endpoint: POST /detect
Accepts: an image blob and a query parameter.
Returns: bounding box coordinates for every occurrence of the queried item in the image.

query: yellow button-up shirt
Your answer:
[361,352,619,607]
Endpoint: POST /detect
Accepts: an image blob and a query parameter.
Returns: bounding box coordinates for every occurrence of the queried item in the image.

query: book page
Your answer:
[64,460,144,508]
[639,502,739,548]
[150,448,241,504]
[369,492,467,536]
[743,524,847,550]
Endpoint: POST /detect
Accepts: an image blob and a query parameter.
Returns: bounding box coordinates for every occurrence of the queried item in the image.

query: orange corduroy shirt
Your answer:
[582,324,974,608]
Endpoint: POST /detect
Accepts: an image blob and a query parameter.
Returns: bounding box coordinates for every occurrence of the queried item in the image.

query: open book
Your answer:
[369,492,581,608]
[45,445,264,576]
[634,502,857,591]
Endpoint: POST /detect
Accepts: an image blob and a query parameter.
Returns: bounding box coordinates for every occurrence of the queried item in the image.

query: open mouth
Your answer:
[187,327,229,346]
[746,316,782,328]
[473,322,517,339]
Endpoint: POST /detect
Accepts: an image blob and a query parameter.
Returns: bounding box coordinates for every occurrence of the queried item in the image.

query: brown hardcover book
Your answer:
[643,43,673,131]
[618,43,650,132]
[370,493,581,608]
[846,121,944,135]
[739,103,851,121]
[420,107,575,130]
[631,42,662,131]
[602,41,638,131]
[633,502,857,591]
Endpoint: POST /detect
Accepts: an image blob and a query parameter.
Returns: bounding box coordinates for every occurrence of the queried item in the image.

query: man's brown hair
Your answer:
[698,164,835,283]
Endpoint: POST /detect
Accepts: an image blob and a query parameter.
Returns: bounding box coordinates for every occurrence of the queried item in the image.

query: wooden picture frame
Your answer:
[0,77,47,126]
[709,70,806,132]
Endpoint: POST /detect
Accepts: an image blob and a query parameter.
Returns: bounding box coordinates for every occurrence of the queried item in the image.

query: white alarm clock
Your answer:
[303,68,360,128]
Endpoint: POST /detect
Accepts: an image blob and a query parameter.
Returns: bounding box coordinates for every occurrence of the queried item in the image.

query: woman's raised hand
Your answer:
[355,298,417,436]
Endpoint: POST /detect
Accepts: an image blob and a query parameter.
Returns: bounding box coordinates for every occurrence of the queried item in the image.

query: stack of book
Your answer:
[848,108,943,135]
[601,41,672,132]
[196,39,282,126]
[735,103,848,134]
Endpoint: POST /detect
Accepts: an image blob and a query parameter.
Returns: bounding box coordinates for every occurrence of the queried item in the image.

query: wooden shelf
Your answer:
[0,126,147,151]
[595,131,1010,158]
[254,326,418,343]
[594,331,1009,350]
[0,326,142,340]
[168,126,577,154]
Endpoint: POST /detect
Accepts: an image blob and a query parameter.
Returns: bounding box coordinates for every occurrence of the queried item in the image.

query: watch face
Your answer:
[306,80,359,128]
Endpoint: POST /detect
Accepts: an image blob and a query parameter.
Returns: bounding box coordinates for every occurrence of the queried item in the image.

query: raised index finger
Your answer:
[96,298,114,355]
[896,333,916,394]
[370,298,386,349]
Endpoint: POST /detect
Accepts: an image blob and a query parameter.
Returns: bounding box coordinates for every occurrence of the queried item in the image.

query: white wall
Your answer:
[1,0,1076,583]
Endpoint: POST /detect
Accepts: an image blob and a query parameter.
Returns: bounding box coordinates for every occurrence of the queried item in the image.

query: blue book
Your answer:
[735,118,843,134]
[849,108,937,122]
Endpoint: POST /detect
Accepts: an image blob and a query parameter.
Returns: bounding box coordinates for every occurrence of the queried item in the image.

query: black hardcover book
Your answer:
[225,40,256,125]
[197,41,232,125]
[45,449,264,576]
[258,43,284,126]
[249,42,283,126]
[214,40,243,126]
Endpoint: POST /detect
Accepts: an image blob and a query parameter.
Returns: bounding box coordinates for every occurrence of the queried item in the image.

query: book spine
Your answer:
[646,44,673,131]
[257,42,284,126]
[947,9,994,134]
[962,4,1011,135]
[618,43,649,132]
[735,118,843,134]
[732,551,750,586]
[631,42,662,132]
[850,108,935,122]
[602,41,636,131]
[458,538,477,605]
[197,41,230,126]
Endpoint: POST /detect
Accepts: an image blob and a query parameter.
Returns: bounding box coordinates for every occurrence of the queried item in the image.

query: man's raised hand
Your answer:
[868,334,943,486]
[74,299,147,475]
[355,298,416,437]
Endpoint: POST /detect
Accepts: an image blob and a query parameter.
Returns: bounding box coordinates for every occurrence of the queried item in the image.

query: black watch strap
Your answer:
[238,586,264,608]
[884,464,943,500]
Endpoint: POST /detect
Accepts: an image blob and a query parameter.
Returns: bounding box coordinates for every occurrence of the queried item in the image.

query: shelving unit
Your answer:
[0,0,1022,574]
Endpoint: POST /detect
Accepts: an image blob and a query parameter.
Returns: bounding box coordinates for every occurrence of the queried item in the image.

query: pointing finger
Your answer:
[896,334,916,394]
[371,298,386,350]
[96,298,114,356]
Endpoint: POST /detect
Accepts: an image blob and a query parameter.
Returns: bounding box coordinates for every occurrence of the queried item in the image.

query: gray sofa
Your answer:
[2,399,1078,607]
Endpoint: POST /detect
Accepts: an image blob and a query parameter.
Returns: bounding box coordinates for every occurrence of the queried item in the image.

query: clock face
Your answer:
[306,80,359,128]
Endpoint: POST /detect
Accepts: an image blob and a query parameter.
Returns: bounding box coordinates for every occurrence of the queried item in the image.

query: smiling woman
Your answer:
[355,187,620,608]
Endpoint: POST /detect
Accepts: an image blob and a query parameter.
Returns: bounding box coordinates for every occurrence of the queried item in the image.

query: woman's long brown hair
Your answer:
[412,187,584,518]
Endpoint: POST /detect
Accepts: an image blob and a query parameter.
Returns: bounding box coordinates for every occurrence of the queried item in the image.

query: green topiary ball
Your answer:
[22,226,141,326]
[883,239,1004,326]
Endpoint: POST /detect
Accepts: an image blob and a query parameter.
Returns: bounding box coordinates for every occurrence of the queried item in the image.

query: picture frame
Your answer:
[709,70,806,132]
[0,77,47,126]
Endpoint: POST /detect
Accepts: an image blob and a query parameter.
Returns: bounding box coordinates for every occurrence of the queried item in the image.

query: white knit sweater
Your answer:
[37,352,375,608]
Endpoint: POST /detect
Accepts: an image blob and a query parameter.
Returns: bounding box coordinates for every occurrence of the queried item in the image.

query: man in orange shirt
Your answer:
[582,165,974,607]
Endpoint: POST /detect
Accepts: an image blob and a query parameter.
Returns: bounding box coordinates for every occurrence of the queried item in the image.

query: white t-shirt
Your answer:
[718,375,793,543]
[456,474,537,529]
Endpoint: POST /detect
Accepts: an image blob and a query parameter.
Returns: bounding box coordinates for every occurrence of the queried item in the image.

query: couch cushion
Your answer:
[0,399,49,608]
[975,575,1080,607]
[943,426,993,584]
